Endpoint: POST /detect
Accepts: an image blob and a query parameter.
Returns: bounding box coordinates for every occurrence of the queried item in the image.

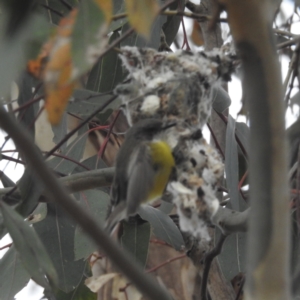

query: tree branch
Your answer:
[0,106,173,300]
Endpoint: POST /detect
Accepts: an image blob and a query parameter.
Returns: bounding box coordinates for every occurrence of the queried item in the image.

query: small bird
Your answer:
[105,118,175,232]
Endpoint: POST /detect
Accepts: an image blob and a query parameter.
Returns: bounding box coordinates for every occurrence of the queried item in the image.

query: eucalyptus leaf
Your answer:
[109,0,127,32]
[120,14,167,49]
[121,221,151,268]
[74,190,110,260]
[72,155,107,174]
[162,0,184,46]
[211,86,232,113]
[216,196,247,281]
[68,89,120,120]
[86,31,124,93]
[17,71,40,139]
[72,0,107,76]
[34,203,86,293]
[37,0,77,25]
[138,206,184,251]
[0,13,45,98]
[17,168,44,217]
[0,171,15,188]
[51,112,68,152]
[0,202,57,288]
[216,228,247,281]
[44,265,96,300]
[0,246,30,300]
[225,115,239,210]
[235,121,250,155]
[47,124,88,175]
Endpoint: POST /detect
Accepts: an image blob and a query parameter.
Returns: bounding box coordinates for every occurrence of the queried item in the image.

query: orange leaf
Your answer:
[44,9,78,125]
[125,0,159,38]
[27,40,53,79]
[93,0,112,22]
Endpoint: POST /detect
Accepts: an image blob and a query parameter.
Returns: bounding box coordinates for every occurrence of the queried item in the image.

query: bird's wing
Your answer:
[126,143,155,216]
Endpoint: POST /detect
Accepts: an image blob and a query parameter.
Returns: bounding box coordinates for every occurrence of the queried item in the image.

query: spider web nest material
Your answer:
[114,46,234,240]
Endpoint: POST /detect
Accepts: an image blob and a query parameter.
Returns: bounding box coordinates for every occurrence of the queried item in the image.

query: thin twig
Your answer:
[284,42,300,107]
[207,122,225,160]
[98,110,121,159]
[200,234,227,300]
[0,243,12,250]
[146,253,186,274]
[59,0,72,11]
[216,112,248,158]
[45,95,118,159]
[234,275,245,300]
[40,4,64,17]
[13,95,44,113]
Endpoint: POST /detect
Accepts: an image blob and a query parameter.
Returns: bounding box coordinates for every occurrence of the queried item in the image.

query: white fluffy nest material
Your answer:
[115,46,234,240]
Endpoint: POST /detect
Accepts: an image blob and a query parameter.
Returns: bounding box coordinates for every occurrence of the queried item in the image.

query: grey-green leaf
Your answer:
[68,89,120,120]
[121,221,151,268]
[225,115,239,210]
[0,246,31,300]
[162,0,184,46]
[74,190,110,260]
[86,31,124,93]
[34,203,86,293]
[0,202,57,288]
[120,14,167,49]
[211,86,232,113]
[72,1,107,75]
[138,206,184,251]
[47,124,88,175]
[17,168,44,217]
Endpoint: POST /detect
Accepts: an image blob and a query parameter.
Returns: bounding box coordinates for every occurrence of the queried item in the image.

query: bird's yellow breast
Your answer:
[147,141,174,201]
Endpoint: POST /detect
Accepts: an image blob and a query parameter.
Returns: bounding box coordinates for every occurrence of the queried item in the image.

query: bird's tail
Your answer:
[104,201,127,233]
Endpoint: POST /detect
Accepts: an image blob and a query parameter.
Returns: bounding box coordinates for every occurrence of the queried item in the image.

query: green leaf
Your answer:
[138,206,184,251]
[74,190,110,260]
[0,213,7,240]
[16,71,40,139]
[235,122,250,155]
[162,0,184,46]
[37,0,78,25]
[72,0,108,76]
[216,227,247,281]
[72,155,107,174]
[68,89,120,120]
[0,171,15,188]
[0,246,31,300]
[17,168,44,218]
[216,196,247,280]
[125,0,159,38]
[0,10,50,99]
[33,203,86,293]
[158,201,174,214]
[109,0,127,32]
[86,32,124,93]
[211,86,232,113]
[51,112,68,152]
[121,221,150,268]
[44,262,96,300]
[120,13,167,49]
[225,115,240,210]
[47,124,88,174]
[0,202,57,288]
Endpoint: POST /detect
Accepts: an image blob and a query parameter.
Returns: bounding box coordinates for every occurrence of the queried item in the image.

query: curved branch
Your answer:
[0,106,173,300]
[0,168,115,199]
[212,207,249,234]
